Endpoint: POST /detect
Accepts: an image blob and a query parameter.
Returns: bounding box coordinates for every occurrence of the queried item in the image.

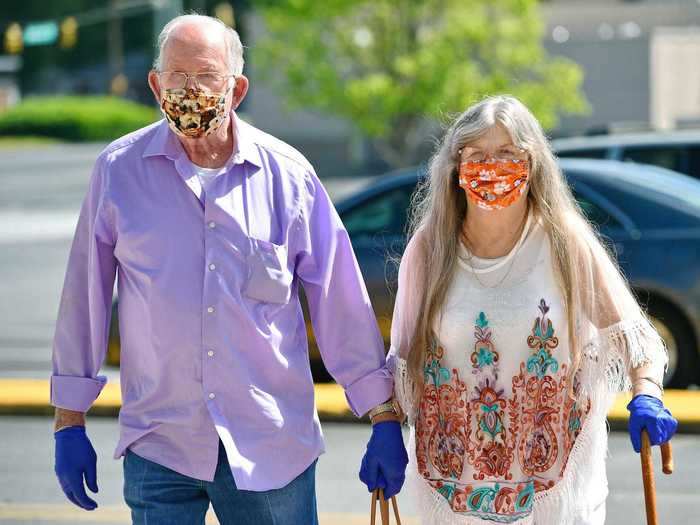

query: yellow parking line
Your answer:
[0,503,419,524]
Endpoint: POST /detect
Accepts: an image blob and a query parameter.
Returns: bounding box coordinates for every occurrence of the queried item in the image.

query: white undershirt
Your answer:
[193,164,224,199]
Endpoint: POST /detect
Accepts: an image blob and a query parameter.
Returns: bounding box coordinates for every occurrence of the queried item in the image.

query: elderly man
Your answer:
[51,14,407,524]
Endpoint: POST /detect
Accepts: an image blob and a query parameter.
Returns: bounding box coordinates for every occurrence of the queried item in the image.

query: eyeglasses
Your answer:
[157,71,235,92]
[458,145,529,163]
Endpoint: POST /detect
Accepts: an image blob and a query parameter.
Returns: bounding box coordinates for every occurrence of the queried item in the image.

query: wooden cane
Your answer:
[371,488,402,525]
[640,430,674,525]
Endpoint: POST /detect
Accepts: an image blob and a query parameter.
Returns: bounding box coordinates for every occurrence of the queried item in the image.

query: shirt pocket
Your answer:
[243,238,293,304]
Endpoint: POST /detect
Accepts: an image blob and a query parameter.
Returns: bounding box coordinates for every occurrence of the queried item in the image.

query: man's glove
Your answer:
[359,421,408,499]
[54,426,98,510]
[627,394,678,453]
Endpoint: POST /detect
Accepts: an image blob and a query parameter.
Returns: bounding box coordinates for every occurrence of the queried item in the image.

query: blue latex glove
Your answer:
[359,421,408,499]
[54,426,98,510]
[626,394,678,453]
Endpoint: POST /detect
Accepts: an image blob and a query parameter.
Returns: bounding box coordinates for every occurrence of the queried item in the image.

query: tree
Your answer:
[252,0,588,167]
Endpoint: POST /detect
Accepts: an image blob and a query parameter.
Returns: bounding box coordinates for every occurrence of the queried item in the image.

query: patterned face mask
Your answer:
[459,159,530,210]
[160,86,231,139]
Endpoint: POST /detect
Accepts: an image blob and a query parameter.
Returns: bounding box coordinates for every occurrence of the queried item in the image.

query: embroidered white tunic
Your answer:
[387,212,666,525]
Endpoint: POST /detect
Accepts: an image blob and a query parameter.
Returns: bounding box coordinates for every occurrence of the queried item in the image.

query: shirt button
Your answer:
[209,393,215,399]
[207,350,214,357]
[208,263,216,271]
[207,306,215,313]
[208,221,216,229]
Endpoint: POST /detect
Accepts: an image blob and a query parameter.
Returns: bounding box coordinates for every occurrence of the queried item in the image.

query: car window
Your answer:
[686,145,700,179]
[622,146,683,172]
[557,148,608,159]
[574,192,622,229]
[343,185,414,241]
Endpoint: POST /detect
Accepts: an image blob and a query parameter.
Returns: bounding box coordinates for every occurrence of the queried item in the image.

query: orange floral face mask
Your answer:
[458,159,529,210]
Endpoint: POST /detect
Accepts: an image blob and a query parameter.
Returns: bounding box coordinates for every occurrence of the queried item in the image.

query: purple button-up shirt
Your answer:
[50,113,393,490]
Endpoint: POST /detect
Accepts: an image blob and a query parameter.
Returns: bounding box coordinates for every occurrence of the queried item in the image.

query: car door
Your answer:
[567,177,636,265]
[341,182,416,348]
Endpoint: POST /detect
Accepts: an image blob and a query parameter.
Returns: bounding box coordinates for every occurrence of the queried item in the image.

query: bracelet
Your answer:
[633,376,664,393]
[54,424,83,433]
[368,399,399,420]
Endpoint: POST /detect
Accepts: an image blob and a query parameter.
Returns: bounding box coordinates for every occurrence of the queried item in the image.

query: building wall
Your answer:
[542,0,700,136]
[545,38,651,136]
[651,27,700,130]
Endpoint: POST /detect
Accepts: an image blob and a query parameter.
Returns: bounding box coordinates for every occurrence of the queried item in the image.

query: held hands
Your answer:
[359,421,408,500]
[626,394,678,453]
[54,426,99,510]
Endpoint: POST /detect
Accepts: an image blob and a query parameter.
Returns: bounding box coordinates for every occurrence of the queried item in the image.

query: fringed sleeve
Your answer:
[573,218,668,401]
[386,233,426,424]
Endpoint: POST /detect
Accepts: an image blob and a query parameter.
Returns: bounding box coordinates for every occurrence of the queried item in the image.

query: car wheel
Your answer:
[646,299,697,388]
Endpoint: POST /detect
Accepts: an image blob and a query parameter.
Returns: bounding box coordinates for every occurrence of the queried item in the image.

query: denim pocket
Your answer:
[243,238,293,304]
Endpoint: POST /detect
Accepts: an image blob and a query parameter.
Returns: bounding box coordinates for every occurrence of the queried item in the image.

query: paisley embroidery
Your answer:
[559,369,591,477]
[512,298,566,481]
[416,342,469,480]
[431,479,535,522]
[471,311,500,371]
[416,299,592,521]
[465,313,517,481]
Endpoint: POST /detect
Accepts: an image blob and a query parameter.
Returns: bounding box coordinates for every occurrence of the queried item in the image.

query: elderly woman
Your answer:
[388,95,677,524]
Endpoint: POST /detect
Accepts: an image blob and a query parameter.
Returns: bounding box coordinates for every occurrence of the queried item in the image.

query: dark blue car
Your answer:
[337,159,700,388]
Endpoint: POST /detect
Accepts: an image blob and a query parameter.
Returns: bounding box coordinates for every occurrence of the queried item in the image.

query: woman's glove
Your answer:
[54,426,99,510]
[359,421,408,499]
[626,394,678,453]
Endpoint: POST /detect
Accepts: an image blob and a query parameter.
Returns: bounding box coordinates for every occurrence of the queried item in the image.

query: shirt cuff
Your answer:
[50,374,107,413]
[343,366,394,418]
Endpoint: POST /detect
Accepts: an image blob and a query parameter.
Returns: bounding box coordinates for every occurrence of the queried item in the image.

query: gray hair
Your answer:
[153,14,244,75]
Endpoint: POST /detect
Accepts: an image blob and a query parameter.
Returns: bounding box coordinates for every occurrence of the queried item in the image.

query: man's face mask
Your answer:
[160,81,234,139]
[458,158,530,210]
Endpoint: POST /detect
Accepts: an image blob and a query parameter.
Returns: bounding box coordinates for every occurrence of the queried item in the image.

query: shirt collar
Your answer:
[142,110,262,170]
[229,112,262,169]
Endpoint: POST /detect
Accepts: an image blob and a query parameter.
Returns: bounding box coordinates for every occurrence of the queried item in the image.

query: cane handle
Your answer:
[660,441,673,475]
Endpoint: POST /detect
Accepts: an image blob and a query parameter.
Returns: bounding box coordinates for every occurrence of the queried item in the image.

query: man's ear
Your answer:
[148,70,162,105]
[231,75,249,111]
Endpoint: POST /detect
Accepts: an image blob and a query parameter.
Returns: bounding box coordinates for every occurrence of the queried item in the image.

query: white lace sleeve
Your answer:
[386,234,425,424]
[573,218,668,399]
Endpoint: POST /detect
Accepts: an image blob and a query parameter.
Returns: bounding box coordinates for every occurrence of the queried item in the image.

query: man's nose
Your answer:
[184,75,199,89]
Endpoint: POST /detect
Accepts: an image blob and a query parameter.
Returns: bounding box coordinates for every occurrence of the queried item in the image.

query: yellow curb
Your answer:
[607,389,700,424]
[0,379,698,425]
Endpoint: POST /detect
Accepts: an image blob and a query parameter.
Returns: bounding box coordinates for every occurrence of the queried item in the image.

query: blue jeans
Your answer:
[123,441,319,525]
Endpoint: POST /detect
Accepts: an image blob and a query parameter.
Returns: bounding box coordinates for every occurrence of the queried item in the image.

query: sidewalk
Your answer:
[1,379,699,430]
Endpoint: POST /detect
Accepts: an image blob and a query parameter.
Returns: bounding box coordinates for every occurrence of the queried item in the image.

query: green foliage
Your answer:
[0,96,159,142]
[252,0,588,166]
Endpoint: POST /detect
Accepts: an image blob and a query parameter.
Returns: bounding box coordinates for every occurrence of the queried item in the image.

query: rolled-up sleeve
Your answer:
[294,170,392,417]
[50,153,116,412]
